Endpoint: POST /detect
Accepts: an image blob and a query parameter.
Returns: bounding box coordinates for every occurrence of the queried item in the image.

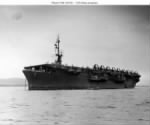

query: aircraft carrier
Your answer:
[23,36,141,90]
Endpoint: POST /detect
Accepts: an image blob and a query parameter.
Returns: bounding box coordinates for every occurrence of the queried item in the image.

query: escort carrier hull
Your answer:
[23,36,140,90]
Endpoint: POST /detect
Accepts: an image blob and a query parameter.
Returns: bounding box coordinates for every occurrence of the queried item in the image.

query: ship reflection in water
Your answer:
[0,87,149,125]
[23,36,141,90]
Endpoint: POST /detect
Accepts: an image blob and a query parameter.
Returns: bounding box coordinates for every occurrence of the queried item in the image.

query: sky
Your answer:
[0,6,149,85]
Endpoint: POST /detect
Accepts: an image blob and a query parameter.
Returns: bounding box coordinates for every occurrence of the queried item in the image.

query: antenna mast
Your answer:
[54,35,63,64]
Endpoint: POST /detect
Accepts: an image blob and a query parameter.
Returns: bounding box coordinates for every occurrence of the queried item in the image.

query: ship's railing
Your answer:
[24,63,140,80]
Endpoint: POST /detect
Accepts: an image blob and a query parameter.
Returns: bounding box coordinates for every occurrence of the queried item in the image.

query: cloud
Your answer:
[0,7,23,20]
[12,12,22,20]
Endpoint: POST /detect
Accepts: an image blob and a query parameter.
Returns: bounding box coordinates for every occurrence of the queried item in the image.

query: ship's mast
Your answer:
[54,35,63,64]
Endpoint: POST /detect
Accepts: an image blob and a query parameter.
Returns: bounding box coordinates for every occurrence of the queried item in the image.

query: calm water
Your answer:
[0,86,149,125]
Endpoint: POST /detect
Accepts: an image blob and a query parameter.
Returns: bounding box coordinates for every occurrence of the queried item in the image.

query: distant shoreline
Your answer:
[0,78,25,86]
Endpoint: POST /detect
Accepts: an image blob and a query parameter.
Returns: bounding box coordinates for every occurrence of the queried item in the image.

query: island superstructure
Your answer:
[23,36,141,90]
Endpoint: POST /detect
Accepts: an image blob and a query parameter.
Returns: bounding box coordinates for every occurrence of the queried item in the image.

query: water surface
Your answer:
[0,86,149,125]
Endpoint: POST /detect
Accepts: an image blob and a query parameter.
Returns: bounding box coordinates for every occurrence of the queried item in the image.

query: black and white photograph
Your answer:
[0,4,149,125]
